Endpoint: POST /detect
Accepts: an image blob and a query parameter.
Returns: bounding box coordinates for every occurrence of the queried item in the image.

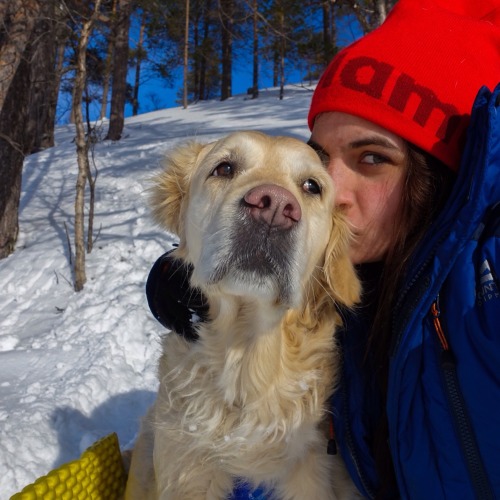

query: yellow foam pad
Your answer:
[10,433,127,500]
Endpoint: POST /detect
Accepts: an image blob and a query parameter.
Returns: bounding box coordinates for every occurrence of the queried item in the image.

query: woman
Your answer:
[145,0,500,497]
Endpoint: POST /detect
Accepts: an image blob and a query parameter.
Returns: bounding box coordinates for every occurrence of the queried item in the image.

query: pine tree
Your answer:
[106,0,132,140]
[219,0,234,101]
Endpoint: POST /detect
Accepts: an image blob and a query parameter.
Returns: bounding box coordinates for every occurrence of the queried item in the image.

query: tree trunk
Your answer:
[322,0,336,67]
[0,0,41,259]
[99,0,117,120]
[0,0,41,113]
[24,0,58,154]
[193,9,200,101]
[278,9,285,100]
[0,61,29,258]
[132,11,146,116]
[195,6,202,101]
[198,0,213,102]
[73,0,103,291]
[251,0,259,99]
[375,0,388,25]
[272,51,278,88]
[106,0,131,141]
[220,0,233,101]
[85,126,98,255]
[49,35,69,140]
[348,0,373,34]
[183,0,190,109]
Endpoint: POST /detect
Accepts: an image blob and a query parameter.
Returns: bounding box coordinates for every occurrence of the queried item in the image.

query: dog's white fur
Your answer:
[125,131,361,500]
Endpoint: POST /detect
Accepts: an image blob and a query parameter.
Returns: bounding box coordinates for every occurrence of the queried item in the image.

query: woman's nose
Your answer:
[327,159,354,210]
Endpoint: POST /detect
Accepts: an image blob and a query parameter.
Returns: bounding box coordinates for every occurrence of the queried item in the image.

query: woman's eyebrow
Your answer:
[307,139,329,157]
[307,139,330,166]
[349,136,400,150]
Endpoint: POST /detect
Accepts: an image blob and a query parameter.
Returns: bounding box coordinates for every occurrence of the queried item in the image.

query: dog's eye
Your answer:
[302,179,321,195]
[211,162,233,177]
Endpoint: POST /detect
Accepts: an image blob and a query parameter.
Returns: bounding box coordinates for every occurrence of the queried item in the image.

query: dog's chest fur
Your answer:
[154,300,339,480]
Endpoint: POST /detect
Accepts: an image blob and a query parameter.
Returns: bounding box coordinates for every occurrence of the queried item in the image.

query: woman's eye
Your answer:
[302,178,321,195]
[362,153,390,165]
[211,162,233,177]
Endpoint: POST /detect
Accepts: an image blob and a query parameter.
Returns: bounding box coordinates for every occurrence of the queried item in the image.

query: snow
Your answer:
[0,84,315,498]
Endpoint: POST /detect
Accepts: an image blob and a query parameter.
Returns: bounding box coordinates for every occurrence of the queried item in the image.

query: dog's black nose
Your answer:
[243,184,301,229]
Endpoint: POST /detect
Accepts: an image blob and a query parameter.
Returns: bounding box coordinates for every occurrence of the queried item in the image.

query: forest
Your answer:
[0,0,395,287]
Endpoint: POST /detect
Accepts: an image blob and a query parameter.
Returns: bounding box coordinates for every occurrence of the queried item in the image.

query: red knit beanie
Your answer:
[308,0,500,170]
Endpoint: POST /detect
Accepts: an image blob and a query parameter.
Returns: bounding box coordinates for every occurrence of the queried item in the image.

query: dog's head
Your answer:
[151,131,359,310]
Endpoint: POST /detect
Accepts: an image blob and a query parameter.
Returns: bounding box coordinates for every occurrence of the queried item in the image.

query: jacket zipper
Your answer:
[390,228,447,357]
[431,299,494,500]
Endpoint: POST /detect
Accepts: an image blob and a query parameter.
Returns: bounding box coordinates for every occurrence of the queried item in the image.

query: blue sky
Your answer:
[123,12,320,119]
[123,14,362,118]
[127,61,304,116]
[56,13,362,123]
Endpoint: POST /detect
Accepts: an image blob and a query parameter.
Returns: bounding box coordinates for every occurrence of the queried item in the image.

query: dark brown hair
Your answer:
[368,142,456,496]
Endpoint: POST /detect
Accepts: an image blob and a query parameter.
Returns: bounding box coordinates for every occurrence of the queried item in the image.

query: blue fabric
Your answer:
[388,84,500,499]
[335,83,500,499]
[228,483,273,499]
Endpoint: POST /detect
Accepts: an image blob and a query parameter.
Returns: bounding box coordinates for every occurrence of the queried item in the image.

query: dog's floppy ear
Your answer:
[322,211,361,307]
[150,140,207,238]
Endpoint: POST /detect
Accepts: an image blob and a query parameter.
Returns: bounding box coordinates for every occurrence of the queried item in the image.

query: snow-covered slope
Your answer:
[0,85,314,497]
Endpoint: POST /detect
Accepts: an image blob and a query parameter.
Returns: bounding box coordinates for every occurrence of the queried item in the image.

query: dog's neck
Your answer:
[210,294,287,337]
[195,292,337,410]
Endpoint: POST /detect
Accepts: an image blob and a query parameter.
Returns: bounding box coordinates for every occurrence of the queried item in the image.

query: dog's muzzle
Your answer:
[209,184,300,301]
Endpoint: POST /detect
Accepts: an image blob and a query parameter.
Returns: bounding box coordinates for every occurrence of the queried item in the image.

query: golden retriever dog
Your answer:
[125,131,361,500]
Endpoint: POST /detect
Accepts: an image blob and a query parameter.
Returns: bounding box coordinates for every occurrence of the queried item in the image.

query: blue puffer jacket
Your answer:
[231,84,500,499]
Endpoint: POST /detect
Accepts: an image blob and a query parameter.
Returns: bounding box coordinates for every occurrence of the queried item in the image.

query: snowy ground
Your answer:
[0,84,314,498]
